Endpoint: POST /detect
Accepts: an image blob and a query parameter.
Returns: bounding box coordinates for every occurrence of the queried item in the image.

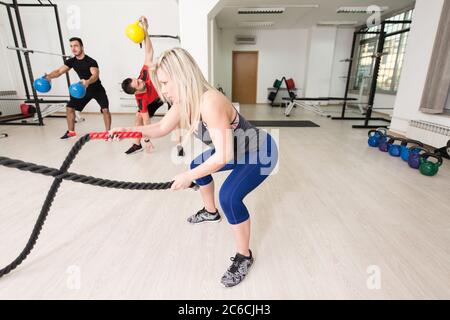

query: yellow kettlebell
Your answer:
[125,21,145,44]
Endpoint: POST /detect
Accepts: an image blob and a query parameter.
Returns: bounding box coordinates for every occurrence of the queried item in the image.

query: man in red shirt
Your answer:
[121,16,183,155]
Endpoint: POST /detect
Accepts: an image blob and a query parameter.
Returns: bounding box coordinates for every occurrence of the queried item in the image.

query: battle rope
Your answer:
[0,132,197,278]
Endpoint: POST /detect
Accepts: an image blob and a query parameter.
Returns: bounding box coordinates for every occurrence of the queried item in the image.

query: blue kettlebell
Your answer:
[367,128,388,147]
[33,76,51,93]
[400,139,424,162]
[368,130,382,147]
[69,81,86,99]
[408,147,428,169]
[388,137,405,157]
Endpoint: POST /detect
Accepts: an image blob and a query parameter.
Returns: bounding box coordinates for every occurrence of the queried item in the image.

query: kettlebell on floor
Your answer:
[378,134,393,152]
[408,147,429,169]
[401,139,424,161]
[388,137,406,157]
[367,128,388,147]
[419,153,443,177]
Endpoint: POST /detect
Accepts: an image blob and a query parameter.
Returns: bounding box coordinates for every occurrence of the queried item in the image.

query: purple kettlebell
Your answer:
[378,135,392,152]
[408,147,428,169]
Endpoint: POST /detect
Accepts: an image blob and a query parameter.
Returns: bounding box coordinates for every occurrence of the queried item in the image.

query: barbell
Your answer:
[6,46,70,57]
[6,33,180,57]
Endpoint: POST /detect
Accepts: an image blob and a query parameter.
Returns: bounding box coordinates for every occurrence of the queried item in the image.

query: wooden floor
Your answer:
[0,104,449,299]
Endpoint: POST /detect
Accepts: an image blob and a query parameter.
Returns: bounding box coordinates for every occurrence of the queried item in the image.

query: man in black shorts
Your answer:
[44,37,111,139]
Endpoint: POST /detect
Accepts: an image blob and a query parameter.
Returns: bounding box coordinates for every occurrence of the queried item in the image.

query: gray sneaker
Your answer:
[221,250,254,288]
[187,207,221,224]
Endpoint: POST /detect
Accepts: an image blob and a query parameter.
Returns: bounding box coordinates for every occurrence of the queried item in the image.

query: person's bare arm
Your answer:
[45,64,70,80]
[139,16,153,66]
[109,103,180,139]
[80,67,99,88]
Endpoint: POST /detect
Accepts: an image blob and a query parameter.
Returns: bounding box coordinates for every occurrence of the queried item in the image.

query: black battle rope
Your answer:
[0,132,196,278]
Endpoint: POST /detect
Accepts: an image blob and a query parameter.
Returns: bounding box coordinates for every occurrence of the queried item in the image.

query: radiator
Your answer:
[0,90,20,117]
[407,120,450,148]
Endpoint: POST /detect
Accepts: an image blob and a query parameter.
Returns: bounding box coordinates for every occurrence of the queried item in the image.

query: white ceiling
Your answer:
[215,0,415,29]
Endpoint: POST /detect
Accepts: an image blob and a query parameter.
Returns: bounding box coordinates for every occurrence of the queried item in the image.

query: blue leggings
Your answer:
[190,133,278,225]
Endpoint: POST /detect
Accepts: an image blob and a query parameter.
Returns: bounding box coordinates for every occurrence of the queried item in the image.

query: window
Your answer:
[353,40,376,92]
[351,9,413,95]
[377,31,409,92]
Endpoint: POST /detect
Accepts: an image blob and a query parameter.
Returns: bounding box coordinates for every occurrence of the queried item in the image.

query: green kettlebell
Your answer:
[419,153,443,177]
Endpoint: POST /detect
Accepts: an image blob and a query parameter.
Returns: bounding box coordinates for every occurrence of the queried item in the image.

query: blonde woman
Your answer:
[109,48,278,287]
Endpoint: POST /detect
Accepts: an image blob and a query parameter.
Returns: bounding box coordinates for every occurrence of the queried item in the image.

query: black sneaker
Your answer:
[125,143,143,155]
[221,250,254,288]
[60,130,76,139]
[177,145,185,157]
[187,207,221,224]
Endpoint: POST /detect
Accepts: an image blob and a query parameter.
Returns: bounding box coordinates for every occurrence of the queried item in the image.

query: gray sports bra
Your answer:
[194,106,265,155]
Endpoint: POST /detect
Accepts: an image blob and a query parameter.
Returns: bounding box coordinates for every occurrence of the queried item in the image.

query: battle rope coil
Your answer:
[0,132,197,278]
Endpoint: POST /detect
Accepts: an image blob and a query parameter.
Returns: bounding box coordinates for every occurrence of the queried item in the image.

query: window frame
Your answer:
[349,8,414,96]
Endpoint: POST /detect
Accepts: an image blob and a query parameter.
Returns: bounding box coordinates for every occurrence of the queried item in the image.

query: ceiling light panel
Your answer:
[238,7,285,14]
[337,6,389,14]
[238,21,275,28]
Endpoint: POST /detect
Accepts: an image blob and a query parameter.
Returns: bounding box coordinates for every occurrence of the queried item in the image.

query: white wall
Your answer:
[0,8,20,93]
[0,43,16,92]
[329,28,354,97]
[212,20,230,97]
[302,26,365,102]
[216,28,309,103]
[211,18,220,90]
[1,0,180,113]
[304,26,337,98]
[391,0,450,133]
[179,0,220,81]
[374,93,396,110]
